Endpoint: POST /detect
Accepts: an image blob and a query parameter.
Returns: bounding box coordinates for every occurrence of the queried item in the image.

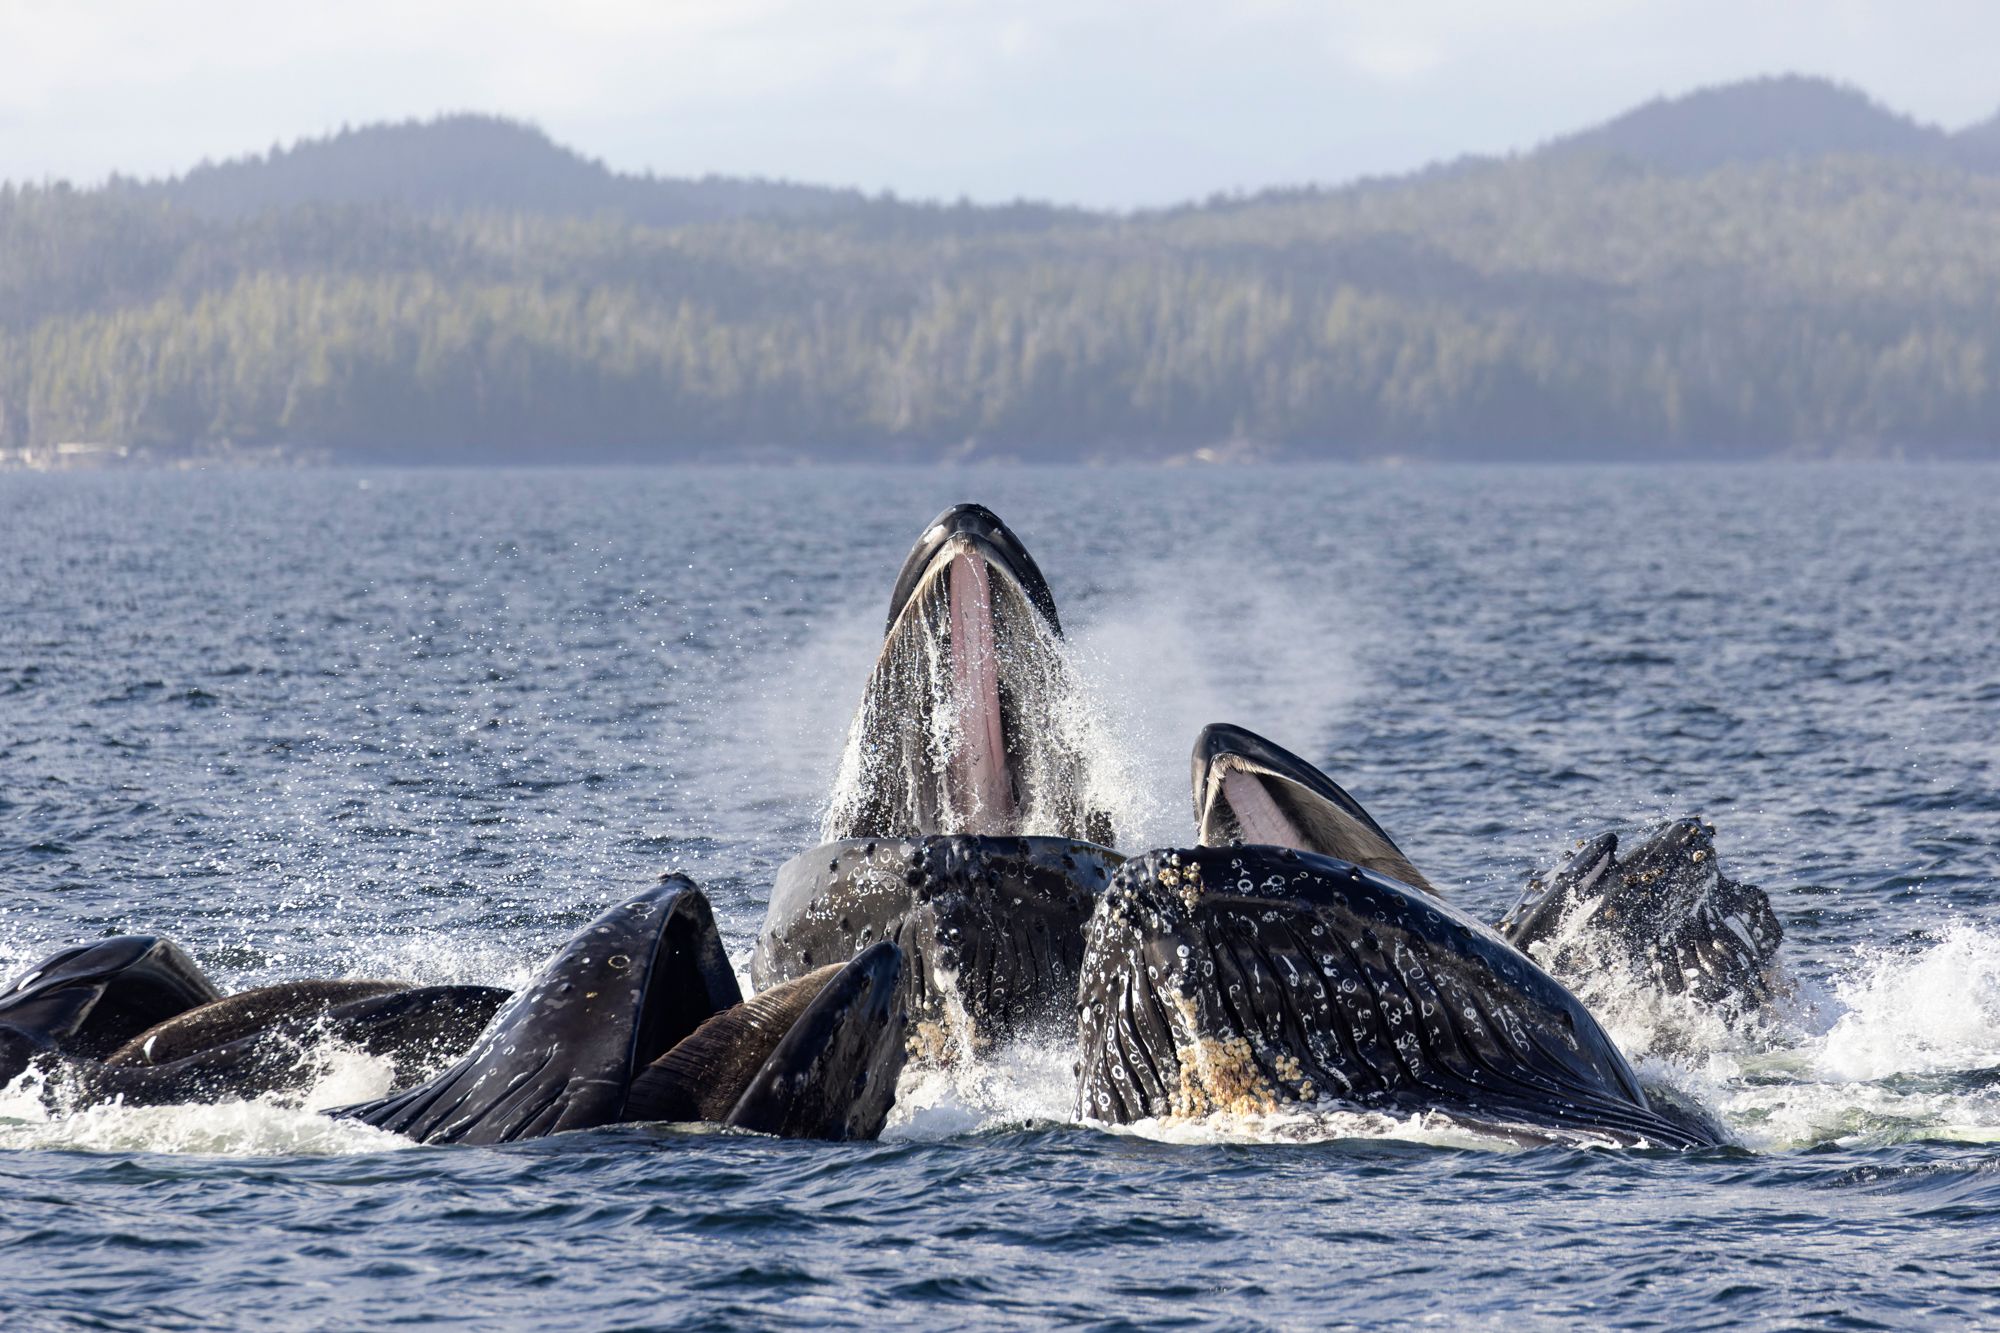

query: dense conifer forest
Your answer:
[5,77,1999,462]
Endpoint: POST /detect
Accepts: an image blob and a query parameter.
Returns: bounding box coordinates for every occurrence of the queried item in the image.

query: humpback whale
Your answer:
[1192,723,1783,1020]
[2,878,909,1141]
[757,503,1124,1061]
[1073,845,1724,1147]
[6,499,1774,1155]
[1499,819,1785,1018]
[0,938,508,1107]
[822,503,1111,846]
[336,876,910,1143]
[1192,723,1433,893]
[0,935,223,1059]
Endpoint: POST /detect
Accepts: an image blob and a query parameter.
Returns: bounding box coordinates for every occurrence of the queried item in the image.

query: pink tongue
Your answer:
[949,549,1016,830]
[1221,769,1304,850]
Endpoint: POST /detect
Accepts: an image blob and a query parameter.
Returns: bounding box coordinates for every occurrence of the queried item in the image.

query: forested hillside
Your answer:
[5,81,1999,463]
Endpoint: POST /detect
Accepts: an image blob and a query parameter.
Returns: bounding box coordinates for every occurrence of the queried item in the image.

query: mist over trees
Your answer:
[4,77,1999,463]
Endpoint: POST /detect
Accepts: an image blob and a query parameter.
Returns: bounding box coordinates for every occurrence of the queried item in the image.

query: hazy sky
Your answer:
[3,0,1996,207]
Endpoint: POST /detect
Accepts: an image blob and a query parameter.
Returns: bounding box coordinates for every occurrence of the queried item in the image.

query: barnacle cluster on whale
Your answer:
[0,501,1785,1150]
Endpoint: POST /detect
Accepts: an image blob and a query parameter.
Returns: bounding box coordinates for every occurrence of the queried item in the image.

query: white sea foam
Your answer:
[1589,921,2000,1151]
[1109,1108,1573,1152]
[0,1043,408,1156]
[886,1040,1079,1139]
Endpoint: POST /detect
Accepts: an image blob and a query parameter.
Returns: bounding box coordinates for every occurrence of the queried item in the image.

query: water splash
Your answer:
[0,1042,406,1156]
[820,564,1131,846]
[1598,922,2000,1151]
[1068,555,1370,852]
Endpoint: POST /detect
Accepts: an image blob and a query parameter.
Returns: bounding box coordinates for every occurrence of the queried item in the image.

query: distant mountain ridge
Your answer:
[108,115,876,227]
[68,75,2000,227]
[1537,74,1999,174]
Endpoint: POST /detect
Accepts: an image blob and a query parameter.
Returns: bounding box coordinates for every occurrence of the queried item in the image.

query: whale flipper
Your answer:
[0,936,223,1059]
[332,877,740,1144]
[1074,846,1722,1148]
[725,941,908,1141]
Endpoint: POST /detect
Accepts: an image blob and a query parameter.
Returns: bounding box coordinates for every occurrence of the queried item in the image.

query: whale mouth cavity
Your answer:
[627,893,741,1088]
[823,504,1110,845]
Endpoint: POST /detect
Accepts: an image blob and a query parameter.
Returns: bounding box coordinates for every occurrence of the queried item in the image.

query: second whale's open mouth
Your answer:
[1191,723,1434,895]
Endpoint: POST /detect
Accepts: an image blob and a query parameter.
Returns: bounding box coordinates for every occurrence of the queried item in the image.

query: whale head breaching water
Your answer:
[1192,723,1784,1028]
[1498,819,1786,1024]
[763,504,1124,1058]
[1192,723,1433,894]
[822,503,1112,846]
[1072,844,1725,1148]
[335,876,910,1143]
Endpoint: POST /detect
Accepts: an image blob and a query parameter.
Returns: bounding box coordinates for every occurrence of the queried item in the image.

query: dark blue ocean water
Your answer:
[2,465,1998,1329]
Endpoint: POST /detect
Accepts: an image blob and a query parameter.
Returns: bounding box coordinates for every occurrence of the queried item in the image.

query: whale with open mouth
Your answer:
[1192,722,1433,894]
[4,500,1772,1155]
[335,876,909,1143]
[1192,722,1783,1021]
[822,502,1112,846]
[1498,819,1786,1022]
[766,504,1123,1057]
[3,880,908,1143]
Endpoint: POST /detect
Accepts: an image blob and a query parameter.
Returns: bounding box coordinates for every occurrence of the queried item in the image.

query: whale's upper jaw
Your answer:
[1189,723,1433,895]
[884,503,1062,638]
[1190,724,1394,848]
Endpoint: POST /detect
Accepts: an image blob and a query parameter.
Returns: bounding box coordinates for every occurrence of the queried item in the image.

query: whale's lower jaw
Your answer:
[1073,845,1724,1149]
